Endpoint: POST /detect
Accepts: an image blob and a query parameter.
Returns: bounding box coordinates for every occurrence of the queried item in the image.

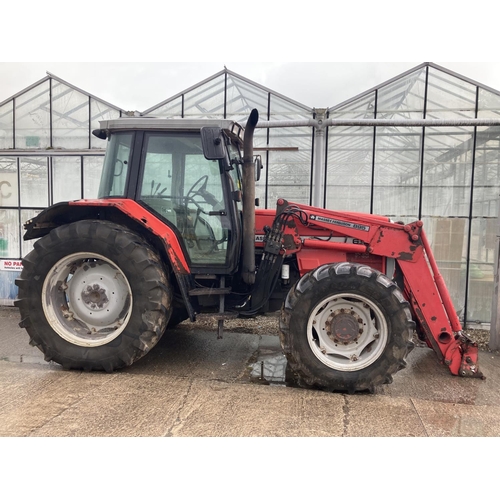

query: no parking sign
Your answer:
[0,260,23,271]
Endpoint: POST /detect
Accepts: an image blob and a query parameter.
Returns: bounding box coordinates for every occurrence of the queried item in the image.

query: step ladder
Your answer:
[188,275,237,339]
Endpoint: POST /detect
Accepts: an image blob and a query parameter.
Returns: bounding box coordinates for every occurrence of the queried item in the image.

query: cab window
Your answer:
[139,132,230,266]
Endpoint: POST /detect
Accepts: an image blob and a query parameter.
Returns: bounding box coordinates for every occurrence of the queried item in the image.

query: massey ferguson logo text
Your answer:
[309,215,370,232]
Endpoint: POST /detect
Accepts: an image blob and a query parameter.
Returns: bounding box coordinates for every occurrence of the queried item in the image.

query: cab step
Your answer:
[188,287,231,296]
[196,312,239,321]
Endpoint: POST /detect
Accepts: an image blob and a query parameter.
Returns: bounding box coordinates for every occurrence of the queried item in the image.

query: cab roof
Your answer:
[95,117,245,144]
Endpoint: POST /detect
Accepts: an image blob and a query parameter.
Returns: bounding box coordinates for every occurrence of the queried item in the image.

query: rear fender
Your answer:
[22,200,195,319]
[24,199,190,274]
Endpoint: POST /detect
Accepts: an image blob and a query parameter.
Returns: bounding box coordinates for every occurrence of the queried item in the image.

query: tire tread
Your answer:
[17,220,172,372]
[279,262,415,392]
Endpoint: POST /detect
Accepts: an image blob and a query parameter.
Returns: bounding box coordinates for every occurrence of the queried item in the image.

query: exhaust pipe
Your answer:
[241,108,259,285]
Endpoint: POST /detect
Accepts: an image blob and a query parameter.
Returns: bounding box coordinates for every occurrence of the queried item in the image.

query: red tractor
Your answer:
[15,110,484,392]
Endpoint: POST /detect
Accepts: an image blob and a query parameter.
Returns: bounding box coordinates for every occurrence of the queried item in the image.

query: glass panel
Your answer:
[52,81,89,149]
[145,96,183,118]
[0,100,14,149]
[476,89,500,230]
[373,127,421,219]
[421,127,473,217]
[467,218,496,323]
[252,127,269,207]
[422,216,469,318]
[327,92,375,212]
[21,209,43,257]
[20,157,48,207]
[183,75,225,118]
[90,99,120,148]
[265,95,312,208]
[140,136,174,223]
[330,91,375,119]
[98,133,133,198]
[183,154,227,264]
[327,126,373,213]
[269,94,309,121]
[52,157,82,203]
[185,154,224,204]
[426,67,476,119]
[227,143,242,212]
[478,87,500,119]
[83,156,105,198]
[226,75,269,123]
[473,126,500,217]
[0,157,19,207]
[377,68,426,119]
[15,80,50,148]
[255,177,266,209]
[0,209,20,258]
[267,127,312,207]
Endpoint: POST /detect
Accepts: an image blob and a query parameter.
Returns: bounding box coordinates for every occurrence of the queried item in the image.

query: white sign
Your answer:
[0,260,23,271]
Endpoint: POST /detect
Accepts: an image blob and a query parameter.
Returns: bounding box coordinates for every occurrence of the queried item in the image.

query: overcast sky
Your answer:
[2,62,500,113]
[2,3,500,114]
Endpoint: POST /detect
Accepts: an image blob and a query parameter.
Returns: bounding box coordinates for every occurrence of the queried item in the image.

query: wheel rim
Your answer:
[42,252,133,347]
[307,293,388,371]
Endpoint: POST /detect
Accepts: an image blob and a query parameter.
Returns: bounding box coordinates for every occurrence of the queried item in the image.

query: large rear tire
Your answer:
[16,220,172,372]
[279,262,415,393]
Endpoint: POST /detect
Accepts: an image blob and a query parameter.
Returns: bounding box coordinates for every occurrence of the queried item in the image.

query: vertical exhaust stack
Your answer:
[241,108,259,285]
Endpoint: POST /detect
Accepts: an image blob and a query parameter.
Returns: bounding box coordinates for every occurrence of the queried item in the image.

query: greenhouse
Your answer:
[0,62,499,326]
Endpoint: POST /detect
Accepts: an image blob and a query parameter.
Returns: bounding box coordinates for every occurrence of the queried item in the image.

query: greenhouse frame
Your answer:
[0,62,499,327]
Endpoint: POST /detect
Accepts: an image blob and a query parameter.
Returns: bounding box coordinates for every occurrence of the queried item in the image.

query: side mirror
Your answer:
[254,155,263,181]
[92,129,107,140]
[201,127,226,160]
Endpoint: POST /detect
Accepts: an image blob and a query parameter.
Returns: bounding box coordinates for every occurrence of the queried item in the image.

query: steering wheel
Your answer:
[186,175,221,209]
[186,175,209,199]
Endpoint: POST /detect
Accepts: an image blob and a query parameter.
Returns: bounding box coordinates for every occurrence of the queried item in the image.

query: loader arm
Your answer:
[266,200,484,379]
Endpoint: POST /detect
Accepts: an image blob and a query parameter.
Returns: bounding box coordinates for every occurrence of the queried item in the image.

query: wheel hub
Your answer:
[42,252,133,347]
[325,308,363,345]
[307,291,389,372]
[81,284,109,310]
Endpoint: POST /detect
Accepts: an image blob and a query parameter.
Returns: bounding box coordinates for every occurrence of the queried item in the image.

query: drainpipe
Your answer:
[312,109,327,207]
[490,194,500,350]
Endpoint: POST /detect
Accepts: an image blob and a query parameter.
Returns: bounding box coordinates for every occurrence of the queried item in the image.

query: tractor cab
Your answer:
[94,118,246,274]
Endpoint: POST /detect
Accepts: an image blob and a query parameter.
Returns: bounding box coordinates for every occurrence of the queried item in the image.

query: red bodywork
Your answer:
[70,199,190,274]
[70,198,483,379]
[255,200,483,379]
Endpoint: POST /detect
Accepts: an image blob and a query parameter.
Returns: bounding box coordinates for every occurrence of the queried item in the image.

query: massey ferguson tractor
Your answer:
[15,109,485,393]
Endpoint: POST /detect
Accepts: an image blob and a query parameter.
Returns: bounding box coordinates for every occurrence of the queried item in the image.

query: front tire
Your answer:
[279,262,415,392]
[16,220,172,372]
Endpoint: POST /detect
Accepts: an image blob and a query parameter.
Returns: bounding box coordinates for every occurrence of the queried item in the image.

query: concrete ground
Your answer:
[1,306,499,437]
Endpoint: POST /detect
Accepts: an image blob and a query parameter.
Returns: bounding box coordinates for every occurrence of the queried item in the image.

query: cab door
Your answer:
[137,131,238,273]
